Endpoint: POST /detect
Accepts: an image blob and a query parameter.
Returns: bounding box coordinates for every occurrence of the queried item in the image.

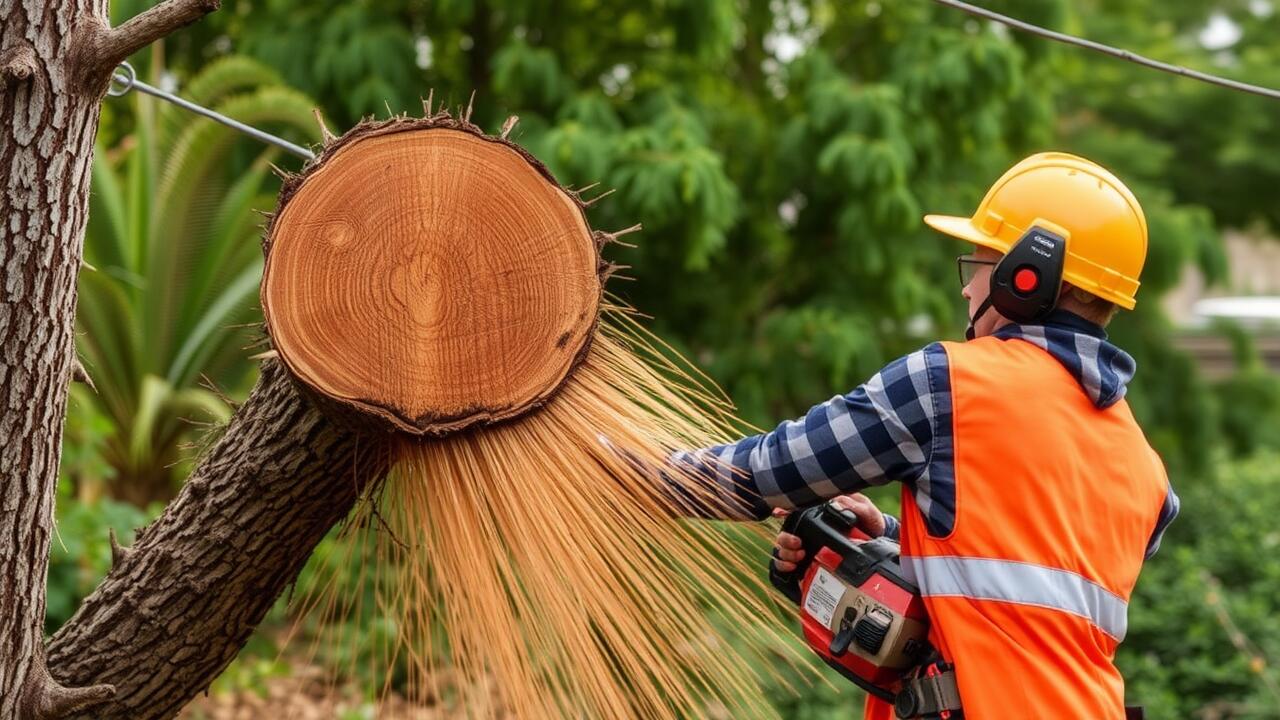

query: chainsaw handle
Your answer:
[779,503,807,536]
[769,500,874,604]
[769,510,808,603]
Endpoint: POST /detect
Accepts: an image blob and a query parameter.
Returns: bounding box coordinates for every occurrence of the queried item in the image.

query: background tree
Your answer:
[165,0,1264,471]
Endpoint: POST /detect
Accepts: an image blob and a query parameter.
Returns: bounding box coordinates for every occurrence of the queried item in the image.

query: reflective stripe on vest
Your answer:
[902,556,1129,641]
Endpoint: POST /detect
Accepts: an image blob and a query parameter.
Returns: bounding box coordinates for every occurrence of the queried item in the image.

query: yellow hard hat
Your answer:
[924,152,1147,309]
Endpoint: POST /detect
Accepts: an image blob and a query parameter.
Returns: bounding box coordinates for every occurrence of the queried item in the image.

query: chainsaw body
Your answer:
[771,501,932,700]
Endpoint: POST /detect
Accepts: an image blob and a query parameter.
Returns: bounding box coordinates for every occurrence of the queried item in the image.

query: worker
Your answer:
[666,152,1179,719]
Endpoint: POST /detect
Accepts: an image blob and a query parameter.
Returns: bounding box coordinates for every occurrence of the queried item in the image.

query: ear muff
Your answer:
[988,226,1067,324]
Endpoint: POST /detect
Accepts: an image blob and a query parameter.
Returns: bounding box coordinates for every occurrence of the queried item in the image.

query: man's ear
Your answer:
[1060,283,1119,326]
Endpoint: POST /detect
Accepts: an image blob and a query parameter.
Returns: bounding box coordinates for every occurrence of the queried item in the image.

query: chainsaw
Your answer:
[769,500,933,702]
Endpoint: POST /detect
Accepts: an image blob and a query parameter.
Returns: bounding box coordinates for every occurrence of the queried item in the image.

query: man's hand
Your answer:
[771,493,886,573]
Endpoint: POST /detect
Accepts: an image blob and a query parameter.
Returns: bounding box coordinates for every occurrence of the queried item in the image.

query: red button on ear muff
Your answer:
[1014,267,1039,293]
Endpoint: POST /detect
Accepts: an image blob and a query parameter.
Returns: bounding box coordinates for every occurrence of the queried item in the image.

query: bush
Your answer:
[1119,453,1280,719]
[46,494,156,632]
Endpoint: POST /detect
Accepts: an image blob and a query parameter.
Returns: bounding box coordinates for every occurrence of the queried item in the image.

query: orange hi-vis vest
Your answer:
[864,334,1171,720]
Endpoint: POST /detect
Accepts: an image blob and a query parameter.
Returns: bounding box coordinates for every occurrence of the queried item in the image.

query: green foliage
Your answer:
[1210,323,1280,457]
[50,386,159,631]
[283,524,412,694]
[61,386,119,497]
[1064,0,1280,230]
[1119,453,1280,719]
[205,636,292,699]
[80,55,319,503]
[492,40,572,110]
[610,105,741,271]
[235,2,418,123]
[46,488,155,633]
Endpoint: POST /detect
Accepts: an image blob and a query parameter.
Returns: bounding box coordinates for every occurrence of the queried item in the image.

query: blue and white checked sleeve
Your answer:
[882,513,901,541]
[1145,481,1180,559]
[668,343,949,521]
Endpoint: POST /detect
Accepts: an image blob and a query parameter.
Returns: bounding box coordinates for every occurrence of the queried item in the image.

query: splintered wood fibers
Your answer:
[261,111,803,719]
[288,311,800,719]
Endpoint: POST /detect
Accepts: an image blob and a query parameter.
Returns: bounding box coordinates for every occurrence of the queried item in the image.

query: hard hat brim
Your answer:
[923,214,1011,255]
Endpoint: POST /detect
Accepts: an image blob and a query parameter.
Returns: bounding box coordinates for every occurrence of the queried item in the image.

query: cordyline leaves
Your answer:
[78,55,320,500]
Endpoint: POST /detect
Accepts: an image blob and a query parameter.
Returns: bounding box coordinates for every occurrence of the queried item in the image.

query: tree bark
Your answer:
[0,1,115,716]
[47,360,389,719]
[0,1,339,719]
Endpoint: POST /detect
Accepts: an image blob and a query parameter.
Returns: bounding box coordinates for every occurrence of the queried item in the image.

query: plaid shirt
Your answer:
[670,310,1179,556]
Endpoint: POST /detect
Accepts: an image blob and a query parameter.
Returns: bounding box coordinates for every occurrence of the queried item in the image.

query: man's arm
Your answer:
[663,344,947,520]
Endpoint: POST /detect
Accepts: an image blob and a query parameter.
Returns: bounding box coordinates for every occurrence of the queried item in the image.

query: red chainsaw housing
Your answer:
[798,531,930,695]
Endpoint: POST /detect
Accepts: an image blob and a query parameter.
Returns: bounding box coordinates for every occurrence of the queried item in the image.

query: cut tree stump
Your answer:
[261,116,605,435]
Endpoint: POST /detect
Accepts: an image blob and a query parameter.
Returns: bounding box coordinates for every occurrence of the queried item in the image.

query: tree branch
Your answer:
[69,357,95,393]
[0,43,38,87]
[21,650,114,720]
[30,682,115,720]
[88,0,221,75]
[107,528,130,569]
[47,362,390,719]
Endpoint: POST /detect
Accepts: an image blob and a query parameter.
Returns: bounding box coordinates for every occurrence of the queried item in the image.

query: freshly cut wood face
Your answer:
[262,122,602,435]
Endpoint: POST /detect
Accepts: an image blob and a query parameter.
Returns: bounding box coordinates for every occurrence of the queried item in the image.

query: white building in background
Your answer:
[1165,229,1280,378]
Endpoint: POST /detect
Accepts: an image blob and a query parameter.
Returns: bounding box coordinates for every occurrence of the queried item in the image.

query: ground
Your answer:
[178,663,496,720]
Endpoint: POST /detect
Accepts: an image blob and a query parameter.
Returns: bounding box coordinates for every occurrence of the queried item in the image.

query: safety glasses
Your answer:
[957,255,997,288]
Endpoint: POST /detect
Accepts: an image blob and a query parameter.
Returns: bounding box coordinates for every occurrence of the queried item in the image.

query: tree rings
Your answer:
[261,118,602,435]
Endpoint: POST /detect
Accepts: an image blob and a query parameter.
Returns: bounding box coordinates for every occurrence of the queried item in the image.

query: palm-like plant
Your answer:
[80,56,320,505]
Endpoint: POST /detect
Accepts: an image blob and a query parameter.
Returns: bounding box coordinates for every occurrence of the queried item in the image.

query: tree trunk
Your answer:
[0,1,115,716]
[0,2,366,718]
[47,360,389,719]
